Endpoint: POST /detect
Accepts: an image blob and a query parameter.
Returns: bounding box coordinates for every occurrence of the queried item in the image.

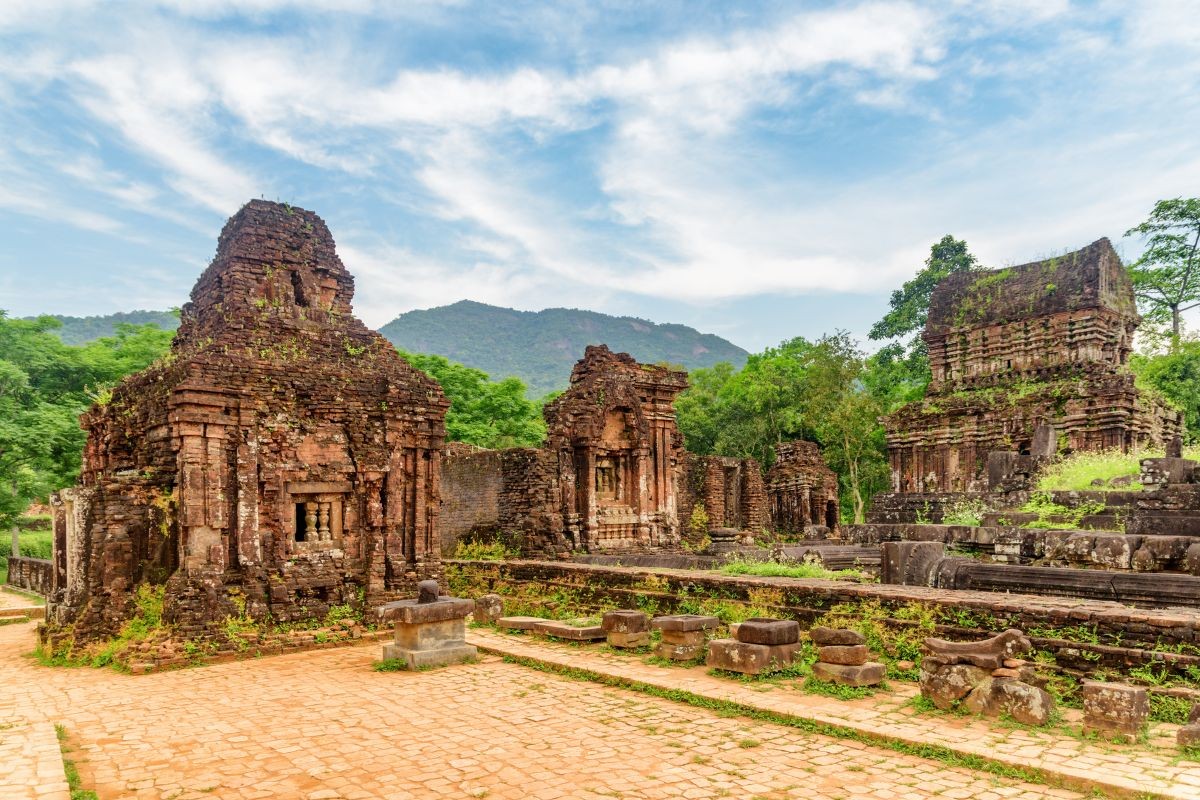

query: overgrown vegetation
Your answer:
[719,555,867,582]
[1036,449,1148,491]
[1018,491,1106,528]
[452,540,519,560]
[940,497,986,526]
[56,724,99,800]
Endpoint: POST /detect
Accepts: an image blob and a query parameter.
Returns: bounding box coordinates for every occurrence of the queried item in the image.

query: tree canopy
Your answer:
[869,234,980,347]
[1125,198,1200,342]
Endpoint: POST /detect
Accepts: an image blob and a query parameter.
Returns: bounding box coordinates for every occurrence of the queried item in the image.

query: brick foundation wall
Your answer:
[440,447,504,554]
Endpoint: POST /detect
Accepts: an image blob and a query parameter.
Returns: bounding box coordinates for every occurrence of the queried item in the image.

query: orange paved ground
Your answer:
[0,618,1093,800]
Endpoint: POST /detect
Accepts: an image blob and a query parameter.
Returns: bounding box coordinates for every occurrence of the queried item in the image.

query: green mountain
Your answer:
[379,300,748,397]
[37,310,181,345]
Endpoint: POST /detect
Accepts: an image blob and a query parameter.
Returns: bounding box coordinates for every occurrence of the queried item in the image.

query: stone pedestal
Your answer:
[603,610,650,648]
[707,617,802,675]
[378,589,476,670]
[652,615,720,661]
[810,627,884,687]
[1081,681,1149,742]
[533,619,606,641]
[1179,704,1200,748]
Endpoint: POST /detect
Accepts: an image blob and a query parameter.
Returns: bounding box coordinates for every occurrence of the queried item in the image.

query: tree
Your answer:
[869,234,980,351]
[398,350,546,449]
[1131,341,1200,443]
[1125,198,1200,343]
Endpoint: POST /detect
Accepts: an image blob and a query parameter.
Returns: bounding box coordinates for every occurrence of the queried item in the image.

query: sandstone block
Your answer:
[661,629,707,647]
[707,639,803,675]
[1081,681,1149,740]
[496,616,546,631]
[473,594,503,625]
[735,618,799,645]
[606,631,650,649]
[1179,724,1200,748]
[655,641,706,661]
[532,620,606,641]
[1190,703,1200,724]
[816,645,869,666]
[812,661,885,687]
[809,626,865,646]
[652,614,720,633]
[963,677,1054,726]
[602,610,649,634]
[379,597,473,625]
[919,663,989,710]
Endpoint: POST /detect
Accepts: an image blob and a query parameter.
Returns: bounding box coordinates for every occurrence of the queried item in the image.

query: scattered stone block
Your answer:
[817,645,869,666]
[602,610,650,648]
[652,615,720,661]
[812,661,885,687]
[706,639,803,675]
[920,663,989,709]
[602,610,649,634]
[496,616,547,631]
[809,626,865,646]
[1081,681,1149,741]
[378,587,476,670]
[735,618,799,645]
[963,677,1054,727]
[473,594,503,625]
[532,620,606,641]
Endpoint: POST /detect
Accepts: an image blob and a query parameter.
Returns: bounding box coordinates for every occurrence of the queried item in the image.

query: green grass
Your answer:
[0,529,54,561]
[1032,447,1200,492]
[55,725,99,800]
[452,540,518,560]
[719,557,866,582]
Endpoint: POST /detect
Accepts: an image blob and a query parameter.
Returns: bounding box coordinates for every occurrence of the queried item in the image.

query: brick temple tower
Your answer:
[47,200,448,640]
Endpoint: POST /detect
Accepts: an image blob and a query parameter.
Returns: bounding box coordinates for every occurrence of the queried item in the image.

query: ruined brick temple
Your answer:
[766,441,841,536]
[885,239,1181,493]
[47,200,448,639]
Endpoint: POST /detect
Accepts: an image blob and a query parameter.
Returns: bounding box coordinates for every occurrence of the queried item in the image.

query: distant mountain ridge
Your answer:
[379,300,748,396]
[33,302,749,396]
[33,310,181,345]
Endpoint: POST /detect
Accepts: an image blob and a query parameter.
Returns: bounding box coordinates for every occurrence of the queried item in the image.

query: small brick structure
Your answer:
[1081,681,1149,742]
[707,618,803,675]
[652,614,720,661]
[43,200,449,647]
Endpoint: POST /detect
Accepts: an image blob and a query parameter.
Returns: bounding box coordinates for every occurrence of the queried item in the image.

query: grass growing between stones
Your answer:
[800,676,881,700]
[55,724,98,800]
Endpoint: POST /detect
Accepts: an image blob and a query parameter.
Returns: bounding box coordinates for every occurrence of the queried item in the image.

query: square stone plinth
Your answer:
[707,639,803,675]
[533,620,607,641]
[392,617,467,652]
[381,641,478,670]
[1082,681,1149,741]
[816,645,870,666]
[652,614,720,633]
[735,618,800,646]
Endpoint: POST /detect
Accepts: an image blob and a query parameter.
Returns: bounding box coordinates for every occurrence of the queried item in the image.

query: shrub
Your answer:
[719,555,866,582]
[452,540,517,560]
[940,497,985,527]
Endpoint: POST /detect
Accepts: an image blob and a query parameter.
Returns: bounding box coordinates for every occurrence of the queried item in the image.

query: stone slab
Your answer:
[606,631,650,649]
[381,641,478,670]
[655,641,706,661]
[532,620,606,641]
[651,614,719,633]
[378,597,474,624]
[496,616,548,631]
[706,639,803,675]
[602,609,649,634]
[809,626,865,646]
[811,661,885,687]
[816,644,869,666]
[734,618,799,645]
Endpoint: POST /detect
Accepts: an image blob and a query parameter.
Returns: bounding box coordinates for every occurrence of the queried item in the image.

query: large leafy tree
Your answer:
[1125,198,1200,343]
[1131,341,1200,443]
[398,350,546,449]
[869,234,980,351]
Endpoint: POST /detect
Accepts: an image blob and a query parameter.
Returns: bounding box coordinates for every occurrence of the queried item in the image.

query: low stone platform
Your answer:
[531,619,606,641]
[468,627,1200,800]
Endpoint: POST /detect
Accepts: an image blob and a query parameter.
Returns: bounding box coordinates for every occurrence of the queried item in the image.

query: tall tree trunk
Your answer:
[1173,303,1182,348]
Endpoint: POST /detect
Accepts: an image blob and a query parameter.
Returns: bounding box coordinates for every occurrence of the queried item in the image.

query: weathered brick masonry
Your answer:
[46,200,448,643]
[885,239,1181,494]
[6,557,52,595]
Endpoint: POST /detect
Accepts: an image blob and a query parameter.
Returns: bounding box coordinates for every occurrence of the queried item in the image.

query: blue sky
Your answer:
[2,1,1199,352]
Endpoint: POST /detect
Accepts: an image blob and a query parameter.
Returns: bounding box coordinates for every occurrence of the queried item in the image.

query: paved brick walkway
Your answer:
[0,620,1100,800]
[467,628,1200,800]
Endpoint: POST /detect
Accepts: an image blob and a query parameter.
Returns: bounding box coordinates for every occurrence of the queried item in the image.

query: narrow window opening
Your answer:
[291,270,309,307]
[295,503,309,542]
